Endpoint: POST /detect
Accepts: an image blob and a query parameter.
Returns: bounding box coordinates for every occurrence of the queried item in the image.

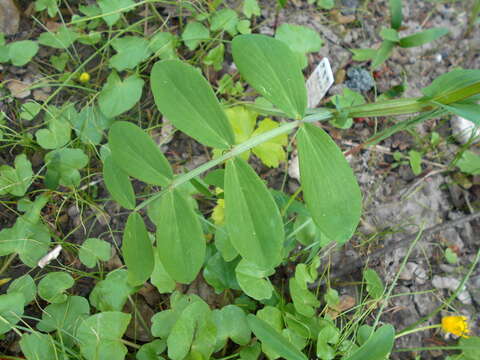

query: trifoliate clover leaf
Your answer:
[38,26,79,49]
[34,0,59,17]
[36,105,74,149]
[8,40,39,66]
[98,72,144,118]
[0,194,51,267]
[98,0,135,26]
[79,238,112,268]
[38,271,74,304]
[275,24,323,69]
[109,36,152,71]
[71,106,113,145]
[44,148,88,189]
[0,154,34,197]
[77,311,131,360]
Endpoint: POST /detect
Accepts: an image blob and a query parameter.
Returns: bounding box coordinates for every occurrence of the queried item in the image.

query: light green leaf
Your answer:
[408,150,422,175]
[225,106,256,144]
[37,295,90,344]
[123,212,154,286]
[0,292,24,335]
[275,24,323,69]
[79,238,112,268]
[421,69,480,100]
[247,314,307,360]
[214,226,238,261]
[98,0,135,26]
[50,52,69,71]
[235,258,274,300]
[457,150,480,175]
[436,101,480,126]
[137,339,167,360]
[151,250,176,294]
[38,26,78,49]
[444,248,458,265]
[351,48,377,61]
[0,154,33,197]
[89,269,137,311]
[109,36,152,71]
[225,157,284,269]
[290,264,320,317]
[182,22,210,51]
[20,102,42,121]
[7,275,36,305]
[20,332,56,360]
[35,0,59,17]
[399,28,449,48]
[380,28,399,42]
[71,105,113,145]
[210,8,239,36]
[389,0,403,29]
[316,324,339,360]
[232,34,307,119]
[243,0,261,18]
[77,312,131,360]
[151,59,235,149]
[237,19,252,34]
[324,288,339,307]
[344,325,395,360]
[371,40,395,69]
[297,123,362,243]
[251,118,287,167]
[0,195,50,267]
[8,40,39,66]
[458,336,480,360]
[213,305,251,347]
[149,32,177,60]
[103,156,136,209]
[36,106,72,149]
[167,299,216,360]
[203,43,224,71]
[154,189,206,284]
[98,71,144,118]
[44,148,89,188]
[108,121,172,186]
[38,272,74,304]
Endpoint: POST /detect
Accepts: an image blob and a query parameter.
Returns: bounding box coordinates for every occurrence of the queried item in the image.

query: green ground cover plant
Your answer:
[0,0,480,359]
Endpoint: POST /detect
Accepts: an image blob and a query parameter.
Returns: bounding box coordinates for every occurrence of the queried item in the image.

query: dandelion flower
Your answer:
[441,316,470,338]
[79,72,90,83]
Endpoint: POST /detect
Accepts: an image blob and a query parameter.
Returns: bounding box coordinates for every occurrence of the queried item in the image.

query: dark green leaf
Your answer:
[103,156,136,209]
[399,28,448,48]
[154,189,206,284]
[224,157,284,269]
[232,34,307,119]
[297,123,362,243]
[363,269,384,299]
[151,59,234,149]
[123,212,154,286]
[422,69,480,100]
[109,121,172,186]
[436,101,480,126]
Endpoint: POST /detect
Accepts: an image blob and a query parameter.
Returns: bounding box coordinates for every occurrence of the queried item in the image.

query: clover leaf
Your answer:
[0,154,34,197]
[98,72,144,118]
[38,271,75,304]
[44,148,89,189]
[109,36,152,71]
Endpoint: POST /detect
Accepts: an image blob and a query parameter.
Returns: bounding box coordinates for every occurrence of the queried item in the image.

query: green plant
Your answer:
[352,0,449,69]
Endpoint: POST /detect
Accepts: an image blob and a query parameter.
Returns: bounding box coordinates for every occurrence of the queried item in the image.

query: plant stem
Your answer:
[395,324,441,339]
[121,339,141,349]
[0,253,17,277]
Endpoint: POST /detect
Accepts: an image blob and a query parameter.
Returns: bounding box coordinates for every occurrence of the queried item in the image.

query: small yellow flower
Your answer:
[211,199,225,226]
[79,72,90,83]
[441,316,470,338]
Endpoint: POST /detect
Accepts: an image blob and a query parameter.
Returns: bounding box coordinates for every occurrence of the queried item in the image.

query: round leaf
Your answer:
[38,272,74,304]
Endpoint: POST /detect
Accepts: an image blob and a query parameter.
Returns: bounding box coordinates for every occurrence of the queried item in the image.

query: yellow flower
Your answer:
[79,72,90,83]
[212,199,225,226]
[441,316,470,338]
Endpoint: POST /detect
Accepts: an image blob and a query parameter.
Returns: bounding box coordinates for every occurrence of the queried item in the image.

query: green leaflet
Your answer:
[77,312,131,360]
[421,69,480,100]
[154,189,206,284]
[108,121,172,186]
[38,271,74,304]
[389,0,403,30]
[399,28,448,48]
[151,59,235,149]
[435,101,480,126]
[0,154,33,197]
[247,314,307,360]
[297,123,362,243]
[343,325,395,360]
[19,332,56,360]
[232,34,307,119]
[0,292,25,335]
[103,156,136,209]
[122,213,154,286]
[224,157,284,269]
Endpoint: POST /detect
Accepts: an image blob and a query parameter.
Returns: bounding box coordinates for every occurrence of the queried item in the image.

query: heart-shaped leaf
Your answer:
[38,271,74,304]
[98,72,144,118]
[78,238,112,268]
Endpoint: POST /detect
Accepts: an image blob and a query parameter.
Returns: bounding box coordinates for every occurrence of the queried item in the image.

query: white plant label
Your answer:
[306,58,334,108]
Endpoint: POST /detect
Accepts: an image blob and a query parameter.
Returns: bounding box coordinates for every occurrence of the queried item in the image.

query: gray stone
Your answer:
[345,67,375,92]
